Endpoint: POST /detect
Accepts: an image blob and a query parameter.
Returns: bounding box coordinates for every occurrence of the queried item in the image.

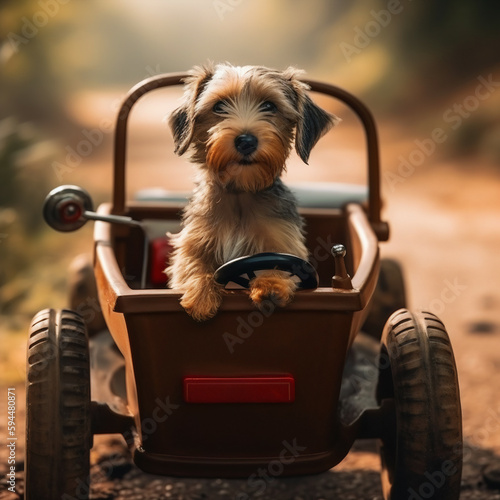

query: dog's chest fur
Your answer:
[187,179,307,265]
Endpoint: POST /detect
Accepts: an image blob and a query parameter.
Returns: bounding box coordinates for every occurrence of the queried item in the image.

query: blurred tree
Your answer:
[367,1,500,113]
[0,118,52,231]
[1,0,156,135]
[0,118,54,289]
[0,0,68,129]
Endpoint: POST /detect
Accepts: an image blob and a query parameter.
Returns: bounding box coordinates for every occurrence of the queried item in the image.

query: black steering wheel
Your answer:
[214,252,319,290]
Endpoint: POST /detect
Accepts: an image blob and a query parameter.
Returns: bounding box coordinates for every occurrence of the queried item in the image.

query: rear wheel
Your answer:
[363,259,406,340]
[377,309,462,500]
[25,309,91,500]
[68,253,106,337]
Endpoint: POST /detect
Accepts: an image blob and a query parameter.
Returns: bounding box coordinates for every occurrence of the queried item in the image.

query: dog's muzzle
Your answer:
[234,134,258,156]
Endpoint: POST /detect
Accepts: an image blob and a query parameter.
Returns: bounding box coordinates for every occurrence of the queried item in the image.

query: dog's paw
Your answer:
[249,273,297,309]
[180,283,222,321]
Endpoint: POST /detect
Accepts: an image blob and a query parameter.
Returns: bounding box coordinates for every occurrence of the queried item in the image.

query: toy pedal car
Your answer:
[25,74,463,500]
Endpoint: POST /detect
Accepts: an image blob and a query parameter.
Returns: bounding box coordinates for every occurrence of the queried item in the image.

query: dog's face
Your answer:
[169,63,339,192]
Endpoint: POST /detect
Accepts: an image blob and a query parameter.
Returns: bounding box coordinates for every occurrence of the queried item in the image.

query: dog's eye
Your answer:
[259,101,277,113]
[213,101,229,115]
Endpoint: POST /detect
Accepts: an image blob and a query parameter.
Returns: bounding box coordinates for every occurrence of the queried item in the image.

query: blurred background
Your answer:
[1,0,500,491]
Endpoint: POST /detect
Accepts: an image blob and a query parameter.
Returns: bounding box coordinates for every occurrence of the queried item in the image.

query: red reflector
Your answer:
[183,376,295,403]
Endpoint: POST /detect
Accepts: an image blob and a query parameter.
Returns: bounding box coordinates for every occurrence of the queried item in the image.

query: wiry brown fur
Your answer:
[167,62,339,321]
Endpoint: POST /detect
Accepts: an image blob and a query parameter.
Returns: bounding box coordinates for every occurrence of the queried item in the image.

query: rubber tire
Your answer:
[362,258,407,341]
[377,309,462,500]
[25,309,91,500]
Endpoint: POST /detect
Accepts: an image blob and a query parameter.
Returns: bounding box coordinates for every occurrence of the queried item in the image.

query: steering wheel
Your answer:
[214,252,319,290]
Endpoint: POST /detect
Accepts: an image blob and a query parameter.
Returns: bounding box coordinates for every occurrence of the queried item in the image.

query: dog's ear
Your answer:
[282,68,340,164]
[295,94,340,164]
[169,63,214,156]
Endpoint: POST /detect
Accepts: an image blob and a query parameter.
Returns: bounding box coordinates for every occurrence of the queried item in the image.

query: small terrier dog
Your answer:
[167,62,339,321]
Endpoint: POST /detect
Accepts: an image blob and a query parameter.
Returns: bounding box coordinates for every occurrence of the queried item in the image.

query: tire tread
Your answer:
[378,309,462,500]
[25,308,91,500]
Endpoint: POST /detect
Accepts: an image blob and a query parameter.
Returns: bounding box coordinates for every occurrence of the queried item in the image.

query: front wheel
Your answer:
[25,309,91,500]
[377,309,462,500]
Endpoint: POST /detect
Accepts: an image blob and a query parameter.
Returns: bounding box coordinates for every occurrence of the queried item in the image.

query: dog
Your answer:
[167,62,339,321]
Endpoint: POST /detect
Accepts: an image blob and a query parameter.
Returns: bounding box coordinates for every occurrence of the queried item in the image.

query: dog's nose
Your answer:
[234,134,258,156]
